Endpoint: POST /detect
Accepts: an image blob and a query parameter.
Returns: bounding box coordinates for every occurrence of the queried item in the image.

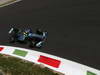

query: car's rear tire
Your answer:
[8,36,16,43]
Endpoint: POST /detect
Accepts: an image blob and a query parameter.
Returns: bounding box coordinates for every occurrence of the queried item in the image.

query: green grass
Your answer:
[0,54,64,75]
[87,71,96,75]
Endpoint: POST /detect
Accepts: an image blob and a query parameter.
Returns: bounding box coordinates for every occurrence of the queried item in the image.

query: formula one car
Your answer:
[8,27,47,48]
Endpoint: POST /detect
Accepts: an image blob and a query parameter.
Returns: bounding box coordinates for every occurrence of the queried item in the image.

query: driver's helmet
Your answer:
[23,29,32,36]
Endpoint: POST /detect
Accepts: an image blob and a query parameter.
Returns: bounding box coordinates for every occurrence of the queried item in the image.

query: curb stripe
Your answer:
[0,47,4,51]
[13,49,28,57]
[38,55,61,68]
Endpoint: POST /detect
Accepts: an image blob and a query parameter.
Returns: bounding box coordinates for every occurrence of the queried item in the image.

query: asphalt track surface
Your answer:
[0,0,100,70]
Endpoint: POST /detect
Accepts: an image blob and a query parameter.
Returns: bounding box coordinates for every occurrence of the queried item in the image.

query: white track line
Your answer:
[0,0,21,8]
[0,45,100,75]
